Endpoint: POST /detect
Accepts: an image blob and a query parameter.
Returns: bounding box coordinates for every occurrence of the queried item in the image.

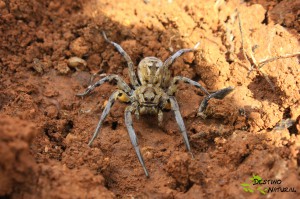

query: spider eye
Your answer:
[118,93,123,97]
[151,97,155,101]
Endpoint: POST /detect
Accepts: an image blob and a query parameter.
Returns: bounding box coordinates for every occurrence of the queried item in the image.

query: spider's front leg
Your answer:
[125,104,149,177]
[102,32,140,88]
[86,90,129,146]
[169,96,192,156]
[163,42,200,68]
[76,74,132,97]
[160,43,200,87]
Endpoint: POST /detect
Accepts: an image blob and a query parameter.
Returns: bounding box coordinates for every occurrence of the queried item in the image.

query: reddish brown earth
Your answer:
[0,0,300,198]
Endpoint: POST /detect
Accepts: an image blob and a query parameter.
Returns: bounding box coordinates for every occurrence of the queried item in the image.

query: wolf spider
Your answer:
[77,32,233,177]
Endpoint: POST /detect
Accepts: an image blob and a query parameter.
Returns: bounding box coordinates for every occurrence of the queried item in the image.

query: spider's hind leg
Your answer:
[125,105,149,177]
[167,76,210,96]
[197,86,234,119]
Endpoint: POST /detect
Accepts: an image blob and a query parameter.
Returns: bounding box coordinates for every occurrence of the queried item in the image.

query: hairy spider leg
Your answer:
[160,43,200,87]
[88,90,127,146]
[198,86,234,118]
[125,105,149,177]
[76,74,132,97]
[167,76,210,96]
[169,96,192,156]
[102,31,140,88]
[163,42,200,67]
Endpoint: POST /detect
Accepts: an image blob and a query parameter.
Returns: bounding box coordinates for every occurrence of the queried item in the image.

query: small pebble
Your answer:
[68,57,87,71]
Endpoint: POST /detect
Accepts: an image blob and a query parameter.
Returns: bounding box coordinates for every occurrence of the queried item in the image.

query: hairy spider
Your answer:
[77,32,233,177]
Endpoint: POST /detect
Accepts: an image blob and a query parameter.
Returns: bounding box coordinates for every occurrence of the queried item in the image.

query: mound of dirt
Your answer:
[0,115,114,198]
[0,115,37,196]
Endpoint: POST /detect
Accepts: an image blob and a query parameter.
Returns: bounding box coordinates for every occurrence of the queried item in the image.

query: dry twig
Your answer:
[237,12,300,91]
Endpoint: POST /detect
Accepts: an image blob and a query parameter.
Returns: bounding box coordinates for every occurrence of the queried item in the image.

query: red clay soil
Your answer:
[0,0,300,198]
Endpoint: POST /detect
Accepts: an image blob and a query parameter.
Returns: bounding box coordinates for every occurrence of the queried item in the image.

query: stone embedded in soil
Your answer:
[67,57,87,71]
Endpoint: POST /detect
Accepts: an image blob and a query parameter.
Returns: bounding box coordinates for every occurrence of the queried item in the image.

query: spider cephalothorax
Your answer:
[77,32,233,177]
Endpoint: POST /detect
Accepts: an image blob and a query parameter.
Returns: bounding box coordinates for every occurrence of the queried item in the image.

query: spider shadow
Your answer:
[247,74,287,106]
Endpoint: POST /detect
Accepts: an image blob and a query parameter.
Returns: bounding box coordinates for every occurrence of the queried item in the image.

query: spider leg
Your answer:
[198,86,234,118]
[169,96,192,154]
[88,90,122,146]
[102,31,140,88]
[125,105,149,177]
[76,74,132,97]
[167,76,210,96]
[161,43,199,86]
[163,43,200,67]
